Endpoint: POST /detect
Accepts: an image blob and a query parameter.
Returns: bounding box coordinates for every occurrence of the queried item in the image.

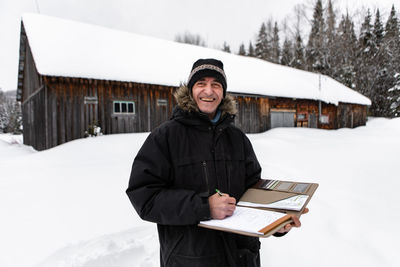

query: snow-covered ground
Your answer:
[1,117,399,267]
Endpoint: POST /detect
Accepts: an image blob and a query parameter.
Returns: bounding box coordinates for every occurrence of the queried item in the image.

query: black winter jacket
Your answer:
[126,86,262,267]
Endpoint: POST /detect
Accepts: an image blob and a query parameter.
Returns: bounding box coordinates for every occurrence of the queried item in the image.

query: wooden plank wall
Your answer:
[22,89,47,150]
[233,95,270,133]
[337,103,368,128]
[21,36,46,150]
[352,104,368,127]
[270,97,338,129]
[41,78,176,149]
[22,74,368,151]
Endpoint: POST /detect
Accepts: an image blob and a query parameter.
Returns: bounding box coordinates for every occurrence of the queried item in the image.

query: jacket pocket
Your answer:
[173,158,211,194]
[164,230,184,266]
[200,161,210,197]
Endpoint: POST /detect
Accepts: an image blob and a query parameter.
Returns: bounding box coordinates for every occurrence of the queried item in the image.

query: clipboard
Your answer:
[239,179,319,216]
[198,179,318,237]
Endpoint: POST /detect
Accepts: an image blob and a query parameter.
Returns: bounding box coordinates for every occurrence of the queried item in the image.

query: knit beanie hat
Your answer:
[187,58,227,96]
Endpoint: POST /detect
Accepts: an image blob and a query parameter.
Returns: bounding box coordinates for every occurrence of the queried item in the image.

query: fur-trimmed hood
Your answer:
[173,85,237,117]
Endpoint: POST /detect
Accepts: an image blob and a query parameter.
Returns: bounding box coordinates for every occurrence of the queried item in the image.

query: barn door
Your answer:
[270,110,295,128]
[308,113,318,128]
[84,96,98,134]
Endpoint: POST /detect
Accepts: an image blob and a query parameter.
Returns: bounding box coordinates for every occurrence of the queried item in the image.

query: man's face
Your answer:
[192,77,224,119]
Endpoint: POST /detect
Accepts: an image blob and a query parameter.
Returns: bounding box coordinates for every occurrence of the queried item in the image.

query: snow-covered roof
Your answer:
[21,13,371,106]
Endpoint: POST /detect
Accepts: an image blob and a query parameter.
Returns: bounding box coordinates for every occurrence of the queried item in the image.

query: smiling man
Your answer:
[126,58,303,267]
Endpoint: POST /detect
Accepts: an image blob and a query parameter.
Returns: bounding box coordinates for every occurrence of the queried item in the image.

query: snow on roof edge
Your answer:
[21,13,371,107]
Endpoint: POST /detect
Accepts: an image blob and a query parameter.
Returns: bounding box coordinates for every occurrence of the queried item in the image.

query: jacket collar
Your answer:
[173,85,237,117]
[171,85,237,127]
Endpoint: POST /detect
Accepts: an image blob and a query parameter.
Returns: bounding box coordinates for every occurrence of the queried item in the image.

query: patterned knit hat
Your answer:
[187,58,227,96]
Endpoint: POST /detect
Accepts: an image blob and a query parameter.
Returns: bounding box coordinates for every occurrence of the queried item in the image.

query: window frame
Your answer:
[113,100,136,115]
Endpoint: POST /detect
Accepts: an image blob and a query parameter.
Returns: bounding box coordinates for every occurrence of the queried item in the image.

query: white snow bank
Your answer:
[21,13,370,106]
[37,226,158,267]
[0,134,34,160]
[1,117,399,267]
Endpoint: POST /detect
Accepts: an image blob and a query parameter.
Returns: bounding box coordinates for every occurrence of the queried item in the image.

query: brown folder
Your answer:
[198,179,318,237]
[239,179,319,216]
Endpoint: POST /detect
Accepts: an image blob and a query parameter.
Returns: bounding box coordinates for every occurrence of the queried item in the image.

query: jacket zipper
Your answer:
[202,161,210,195]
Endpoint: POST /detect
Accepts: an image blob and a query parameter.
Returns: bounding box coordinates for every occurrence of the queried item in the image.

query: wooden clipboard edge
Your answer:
[258,214,292,234]
[198,215,293,238]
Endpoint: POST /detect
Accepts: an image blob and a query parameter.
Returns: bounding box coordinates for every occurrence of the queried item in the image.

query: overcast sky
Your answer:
[0,0,397,92]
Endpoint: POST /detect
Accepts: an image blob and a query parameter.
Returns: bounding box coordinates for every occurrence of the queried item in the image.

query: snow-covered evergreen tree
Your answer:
[306,0,328,74]
[373,9,384,48]
[174,31,207,47]
[222,41,231,53]
[369,8,393,117]
[281,37,293,66]
[355,9,376,98]
[382,5,400,117]
[325,0,337,76]
[255,22,270,60]
[0,89,22,134]
[247,41,255,57]
[335,13,357,88]
[0,90,7,132]
[292,31,305,70]
[271,22,280,64]
[388,73,400,117]
[238,43,246,55]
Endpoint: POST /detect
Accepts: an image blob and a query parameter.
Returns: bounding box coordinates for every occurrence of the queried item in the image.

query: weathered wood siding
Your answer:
[337,103,367,128]
[232,94,270,133]
[20,29,47,150]
[31,77,176,150]
[269,97,339,129]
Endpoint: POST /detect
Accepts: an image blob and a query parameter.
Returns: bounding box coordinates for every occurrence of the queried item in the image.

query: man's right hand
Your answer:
[208,192,236,219]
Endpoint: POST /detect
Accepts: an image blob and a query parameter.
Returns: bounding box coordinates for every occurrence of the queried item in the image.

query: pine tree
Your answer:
[292,32,305,70]
[373,9,384,48]
[335,13,357,88]
[356,8,394,117]
[255,22,269,60]
[0,89,22,133]
[371,8,391,116]
[281,37,293,66]
[382,5,400,117]
[388,73,400,117]
[271,22,280,64]
[383,5,400,68]
[238,43,246,55]
[174,31,207,47]
[0,90,7,132]
[222,41,231,53]
[306,0,327,73]
[355,9,376,98]
[7,101,22,134]
[325,0,336,76]
[384,5,400,47]
[247,41,255,57]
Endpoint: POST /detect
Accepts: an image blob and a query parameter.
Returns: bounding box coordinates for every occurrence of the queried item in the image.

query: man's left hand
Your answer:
[276,208,309,234]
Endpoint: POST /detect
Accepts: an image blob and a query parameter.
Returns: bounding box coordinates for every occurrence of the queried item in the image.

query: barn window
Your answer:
[297,113,307,121]
[296,113,308,127]
[319,114,329,124]
[113,101,135,114]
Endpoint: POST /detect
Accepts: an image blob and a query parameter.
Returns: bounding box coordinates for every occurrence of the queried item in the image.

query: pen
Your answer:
[215,189,223,196]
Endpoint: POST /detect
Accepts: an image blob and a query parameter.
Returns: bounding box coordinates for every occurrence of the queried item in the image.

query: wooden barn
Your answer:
[18,14,371,151]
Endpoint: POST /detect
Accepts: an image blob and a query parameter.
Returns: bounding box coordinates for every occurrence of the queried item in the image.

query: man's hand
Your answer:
[276,208,309,234]
[208,192,236,219]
